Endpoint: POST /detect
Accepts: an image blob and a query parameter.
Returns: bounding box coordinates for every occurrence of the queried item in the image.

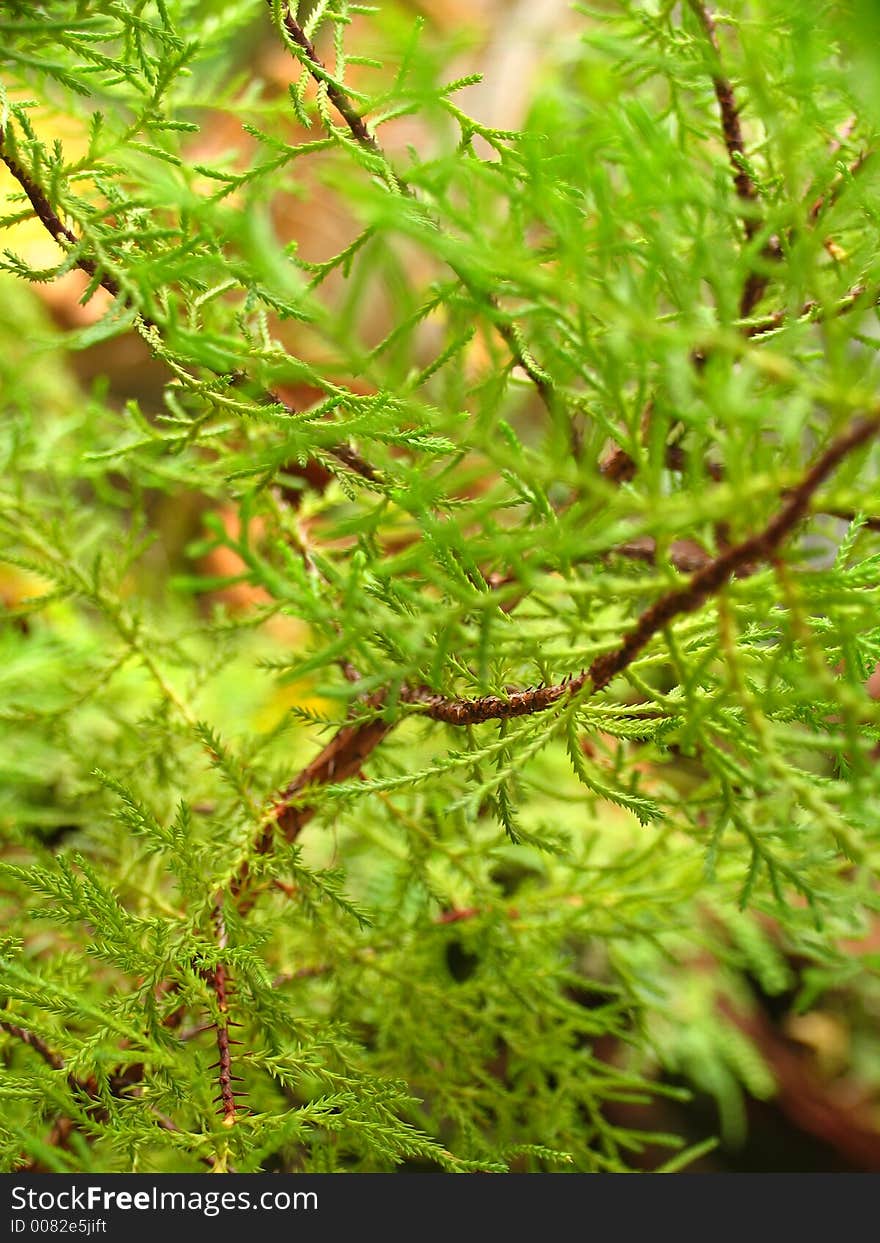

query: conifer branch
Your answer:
[685,0,780,318]
[6,114,879,945]
[808,148,874,226]
[269,0,558,419]
[232,704,392,907]
[685,0,759,231]
[0,128,121,299]
[237,408,880,907]
[601,93,874,481]
[0,1021,181,1168]
[205,904,239,1128]
[587,411,880,690]
[0,1020,65,1071]
[0,125,382,491]
[745,281,877,338]
[6,1,880,1175]
[604,0,770,482]
[275,2,382,157]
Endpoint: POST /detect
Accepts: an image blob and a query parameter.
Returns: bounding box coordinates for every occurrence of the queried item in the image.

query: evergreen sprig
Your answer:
[2,0,880,1173]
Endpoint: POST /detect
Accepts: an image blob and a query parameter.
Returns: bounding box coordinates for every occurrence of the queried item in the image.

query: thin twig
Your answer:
[0,1020,65,1071]
[0,126,383,491]
[205,903,239,1127]
[276,4,381,156]
[601,0,759,477]
[685,0,781,319]
[685,0,759,230]
[587,412,880,691]
[808,148,874,226]
[269,1,558,419]
[0,129,121,299]
[1,1021,197,1170]
[745,281,875,338]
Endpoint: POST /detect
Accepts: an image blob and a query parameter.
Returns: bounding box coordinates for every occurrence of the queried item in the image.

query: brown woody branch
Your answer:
[276,3,381,157]
[820,507,880,534]
[232,703,392,907]
[204,905,240,1127]
[0,1019,65,1071]
[686,0,759,231]
[587,412,880,691]
[685,0,780,319]
[662,438,880,536]
[231,409,880,914]
[612,536,713,573]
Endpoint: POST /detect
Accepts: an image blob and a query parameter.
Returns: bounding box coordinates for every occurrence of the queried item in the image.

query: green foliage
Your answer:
[2,0,880,1173]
